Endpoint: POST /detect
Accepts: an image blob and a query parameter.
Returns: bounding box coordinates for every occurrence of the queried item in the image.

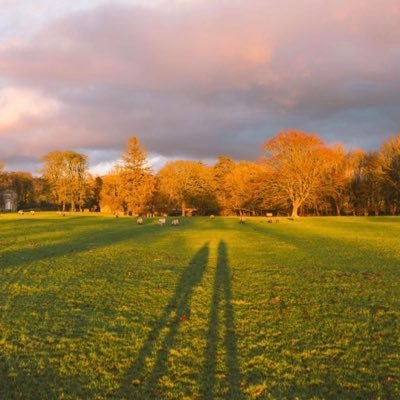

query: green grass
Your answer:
[0,213,399,399]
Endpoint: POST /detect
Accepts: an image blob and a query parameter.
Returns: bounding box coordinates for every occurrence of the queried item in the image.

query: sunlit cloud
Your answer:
[0,0,399,172]
[0,87,61,131]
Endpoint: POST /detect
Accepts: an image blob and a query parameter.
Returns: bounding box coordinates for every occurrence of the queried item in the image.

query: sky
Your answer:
[0,0,399,174]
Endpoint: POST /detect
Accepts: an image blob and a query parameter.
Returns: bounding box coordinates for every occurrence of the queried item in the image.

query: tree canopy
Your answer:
[2,131,400,216]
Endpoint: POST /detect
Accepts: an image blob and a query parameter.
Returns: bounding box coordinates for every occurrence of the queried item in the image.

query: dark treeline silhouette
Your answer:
[1,130,400,217]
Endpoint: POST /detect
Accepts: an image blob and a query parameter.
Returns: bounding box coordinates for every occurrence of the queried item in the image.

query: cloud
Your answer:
[0,87,61,131]
[0,0,399,171]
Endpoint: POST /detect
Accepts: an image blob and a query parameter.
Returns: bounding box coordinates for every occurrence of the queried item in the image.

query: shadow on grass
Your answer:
[243,220,400,273]
[0,220,171,270]
[115,243,209,399]
[239,221,399,399]
[0,355,94,400]
[0,220,196,400]
[0,216,108,240]
[201,240,244,400]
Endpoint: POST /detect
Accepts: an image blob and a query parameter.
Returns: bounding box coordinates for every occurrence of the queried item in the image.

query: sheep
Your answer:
[209,215,215,219]
[171,219,180,226]
[137,217,144,225]
[18,210,24,215]
[158,218,166,225]
[239,216,246,224]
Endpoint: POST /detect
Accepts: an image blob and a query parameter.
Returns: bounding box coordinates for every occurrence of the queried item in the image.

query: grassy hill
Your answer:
[0,214,399,399]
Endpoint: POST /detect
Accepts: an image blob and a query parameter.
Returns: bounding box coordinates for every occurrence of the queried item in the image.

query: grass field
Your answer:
[0,214,399,399]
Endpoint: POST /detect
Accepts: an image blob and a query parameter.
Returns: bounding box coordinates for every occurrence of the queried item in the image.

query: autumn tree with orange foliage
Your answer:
[119,137,155,215]
[42,150,89,211]
[213,156,236,215]
[100,172,124,213]
[223,161,269,215]
[380,134,400,214]
[157,161,217,216]
[263,130,334,218]
[10,132,400,216]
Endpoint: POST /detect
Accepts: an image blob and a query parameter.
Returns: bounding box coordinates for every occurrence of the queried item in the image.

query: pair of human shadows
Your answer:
[201,240,244,400]
[116,241,244,400]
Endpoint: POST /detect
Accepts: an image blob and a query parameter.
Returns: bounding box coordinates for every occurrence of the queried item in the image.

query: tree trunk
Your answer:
[291,202,300,218]
[181,201,186,217]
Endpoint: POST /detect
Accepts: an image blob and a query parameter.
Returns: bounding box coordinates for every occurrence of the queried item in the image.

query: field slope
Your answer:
[0,214,399,399]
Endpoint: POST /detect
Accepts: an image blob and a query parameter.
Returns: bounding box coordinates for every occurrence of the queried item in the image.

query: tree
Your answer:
[320,146,364,215]
[351,152,384,215]
[118,137,155,215]
[380,134,400,214]
[42,150,89,211]
[157,160,216,216]
[100,172,124,213]
[32,177,53,209]
[2,172,35,208]
[213,156,236,215]
[65,151,88,211]
[41,151,66,209]
[223,161,268,215]
[263,130,333,218]
[0,162,5,188]
[84,176,103,211]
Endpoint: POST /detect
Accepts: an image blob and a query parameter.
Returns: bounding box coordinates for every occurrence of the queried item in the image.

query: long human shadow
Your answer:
[0,225,192,400]
[115,243,209,399]
[201,240,244,400]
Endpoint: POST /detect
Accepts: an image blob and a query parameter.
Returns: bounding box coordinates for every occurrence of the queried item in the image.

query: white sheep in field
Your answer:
[171,219,180,226]
[158,218,166,225]
[137,217,144,225]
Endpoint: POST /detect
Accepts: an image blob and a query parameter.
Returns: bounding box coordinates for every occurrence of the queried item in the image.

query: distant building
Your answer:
[0,189,18,212]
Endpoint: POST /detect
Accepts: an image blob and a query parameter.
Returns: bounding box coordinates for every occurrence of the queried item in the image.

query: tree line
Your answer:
[1,130,400,218]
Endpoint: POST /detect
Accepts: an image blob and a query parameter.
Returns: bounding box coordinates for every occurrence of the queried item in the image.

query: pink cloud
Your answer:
[0,0,399,171]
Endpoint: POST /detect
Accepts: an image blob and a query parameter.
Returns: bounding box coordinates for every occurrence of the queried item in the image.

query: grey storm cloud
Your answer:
[0,0,399,172]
